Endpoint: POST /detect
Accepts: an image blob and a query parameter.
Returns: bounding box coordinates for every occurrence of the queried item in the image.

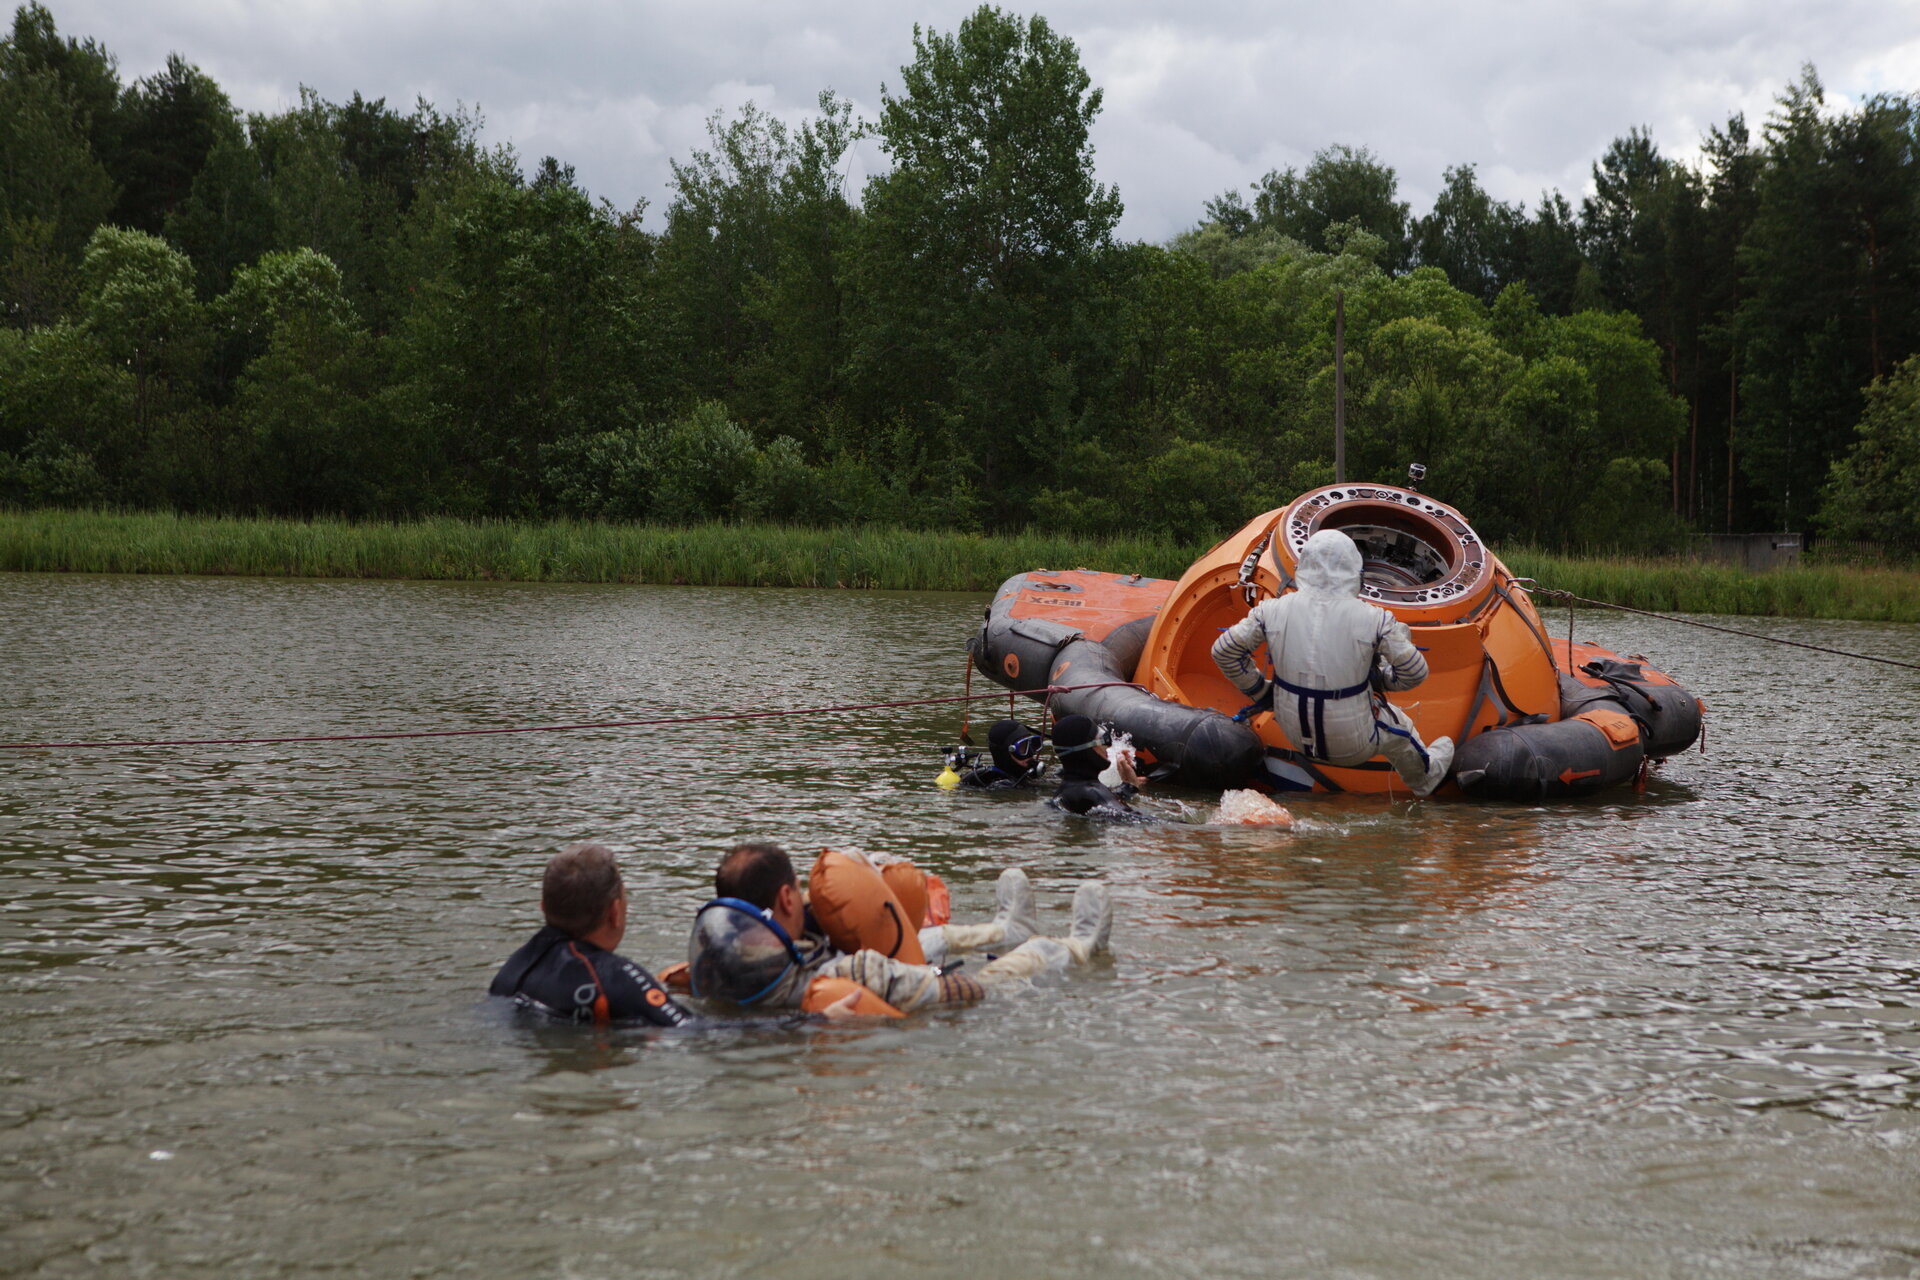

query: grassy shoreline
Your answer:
[2,509,1915,622]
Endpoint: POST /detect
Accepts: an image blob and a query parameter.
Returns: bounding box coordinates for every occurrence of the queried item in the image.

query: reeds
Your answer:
[0,510,1198,593]
[1502,548,1920,623]
[4,511,1915,620]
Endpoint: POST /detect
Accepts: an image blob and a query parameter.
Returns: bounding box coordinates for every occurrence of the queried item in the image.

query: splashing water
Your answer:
[1214,788,1295,826]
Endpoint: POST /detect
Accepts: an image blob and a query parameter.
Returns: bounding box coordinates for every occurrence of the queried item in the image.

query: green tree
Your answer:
[740,92,860,438]
[1518,190,1589,315]
[1737,71,1920,529]
[1579,127,1722,521]
[110,52,238,235]
[658,102,792,401]
[1134,437,1258,542]
[1693,113,1762,531]
[1552,307,1687,465]
[242,89,478,329]
[386,162,661,514]
[164,128,273,299]
[1355,313,1521,516]
[75,225,201,437]
[1411,164,1527,304]
[1246,144,1411,269]
[3,4,120,165]
[0,320,128,503]
[1818,355,1920,548]
[851,5,1121,526]
[222,248,380,513]
[651,400,758,522]
[1580,128,1670,312]
[0,5,118,325]
[1167,220,1298,279]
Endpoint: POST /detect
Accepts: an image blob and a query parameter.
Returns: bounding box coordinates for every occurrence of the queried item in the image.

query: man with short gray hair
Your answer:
[489,842,696,1027]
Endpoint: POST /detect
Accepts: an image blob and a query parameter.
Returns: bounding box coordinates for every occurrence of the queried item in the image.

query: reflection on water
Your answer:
[3,573,1919,1278]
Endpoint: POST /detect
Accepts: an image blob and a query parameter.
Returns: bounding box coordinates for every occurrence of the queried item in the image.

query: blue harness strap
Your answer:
[1273,674,1373,761]
[1373,714,1430,771]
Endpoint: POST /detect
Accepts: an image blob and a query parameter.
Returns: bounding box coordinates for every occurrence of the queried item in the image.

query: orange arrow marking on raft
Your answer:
[1558,768,1602,785]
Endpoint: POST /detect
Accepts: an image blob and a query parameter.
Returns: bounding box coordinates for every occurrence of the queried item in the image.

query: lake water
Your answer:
[3,573,1918,1279]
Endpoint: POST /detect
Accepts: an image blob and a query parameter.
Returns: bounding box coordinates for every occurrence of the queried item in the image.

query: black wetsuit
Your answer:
[959,763,1043,789]
[1049,713,1137,815]
[490,925,695,1028]
[1052,774,1132,814]
[959,718,1045,790]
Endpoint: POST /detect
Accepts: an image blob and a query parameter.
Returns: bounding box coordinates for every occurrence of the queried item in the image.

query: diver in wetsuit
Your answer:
[958,719,1047,789]
[490,842,862,1027]
[1048,713,1145,816]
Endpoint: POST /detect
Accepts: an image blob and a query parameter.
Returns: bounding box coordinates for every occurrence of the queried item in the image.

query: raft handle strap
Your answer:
[1237,531,1274,608]
[880,901,908,958]
[1458,654,1542,742]
[1496,577,1559,675]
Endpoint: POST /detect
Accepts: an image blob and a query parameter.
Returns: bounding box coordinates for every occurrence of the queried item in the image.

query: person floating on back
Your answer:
[688,843,1112,1014]
[1211,528,1454,797]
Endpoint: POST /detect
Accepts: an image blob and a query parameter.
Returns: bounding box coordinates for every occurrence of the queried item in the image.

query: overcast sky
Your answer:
[47,0,1920,243]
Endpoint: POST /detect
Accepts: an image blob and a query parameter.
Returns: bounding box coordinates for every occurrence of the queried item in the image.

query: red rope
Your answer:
[0,681,1151,751]
[959,654,974,743]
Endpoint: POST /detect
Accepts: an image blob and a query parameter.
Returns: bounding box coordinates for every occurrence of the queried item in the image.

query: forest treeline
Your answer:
[3,3,1917,552]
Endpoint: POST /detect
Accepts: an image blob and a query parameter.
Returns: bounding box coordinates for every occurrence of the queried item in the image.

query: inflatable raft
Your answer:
[966,483,1703,800]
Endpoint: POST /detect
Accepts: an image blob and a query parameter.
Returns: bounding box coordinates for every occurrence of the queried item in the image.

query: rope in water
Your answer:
[1529,588,1920,672]
[0,680,1148,752]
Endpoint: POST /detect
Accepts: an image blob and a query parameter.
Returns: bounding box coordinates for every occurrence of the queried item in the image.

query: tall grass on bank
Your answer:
[3,510,1915,622]
[1503,548,1920,624]
[0,509,1201,592]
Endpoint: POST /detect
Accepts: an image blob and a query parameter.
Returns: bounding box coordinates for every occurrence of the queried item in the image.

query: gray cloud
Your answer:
[48,0,1920,240]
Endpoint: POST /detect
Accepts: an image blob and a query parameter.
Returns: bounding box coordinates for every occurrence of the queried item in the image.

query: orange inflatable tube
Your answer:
[808,849,928,965]
[663,961,904,1017]
[876,862,952,928]
[923,873,951,927]
[880,861,930,931]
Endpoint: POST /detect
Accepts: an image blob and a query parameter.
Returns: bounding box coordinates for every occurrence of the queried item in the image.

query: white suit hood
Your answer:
[1295,529,1364,598]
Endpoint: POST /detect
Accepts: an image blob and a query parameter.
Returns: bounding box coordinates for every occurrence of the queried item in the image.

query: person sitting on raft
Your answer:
[1210,527,1454,797]
[957,718,1048,789]
[1049,713,1146,815]
[489,842,862,1027]
[689,842,1112,1014]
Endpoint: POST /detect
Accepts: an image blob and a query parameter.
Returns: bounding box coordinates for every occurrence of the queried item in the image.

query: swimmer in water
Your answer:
[1048,713,1147,816]
[489,842,860,1026]
[957,718,1048,790]
[688,843,1113,1012]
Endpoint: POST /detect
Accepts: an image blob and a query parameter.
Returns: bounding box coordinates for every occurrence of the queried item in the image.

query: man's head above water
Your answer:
[541,841,628,949]
[715,841,805,937]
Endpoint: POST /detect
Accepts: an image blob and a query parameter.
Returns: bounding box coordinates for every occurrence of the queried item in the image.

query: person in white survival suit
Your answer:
[688,842,1112,1014]
[1211,528,1455,796]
